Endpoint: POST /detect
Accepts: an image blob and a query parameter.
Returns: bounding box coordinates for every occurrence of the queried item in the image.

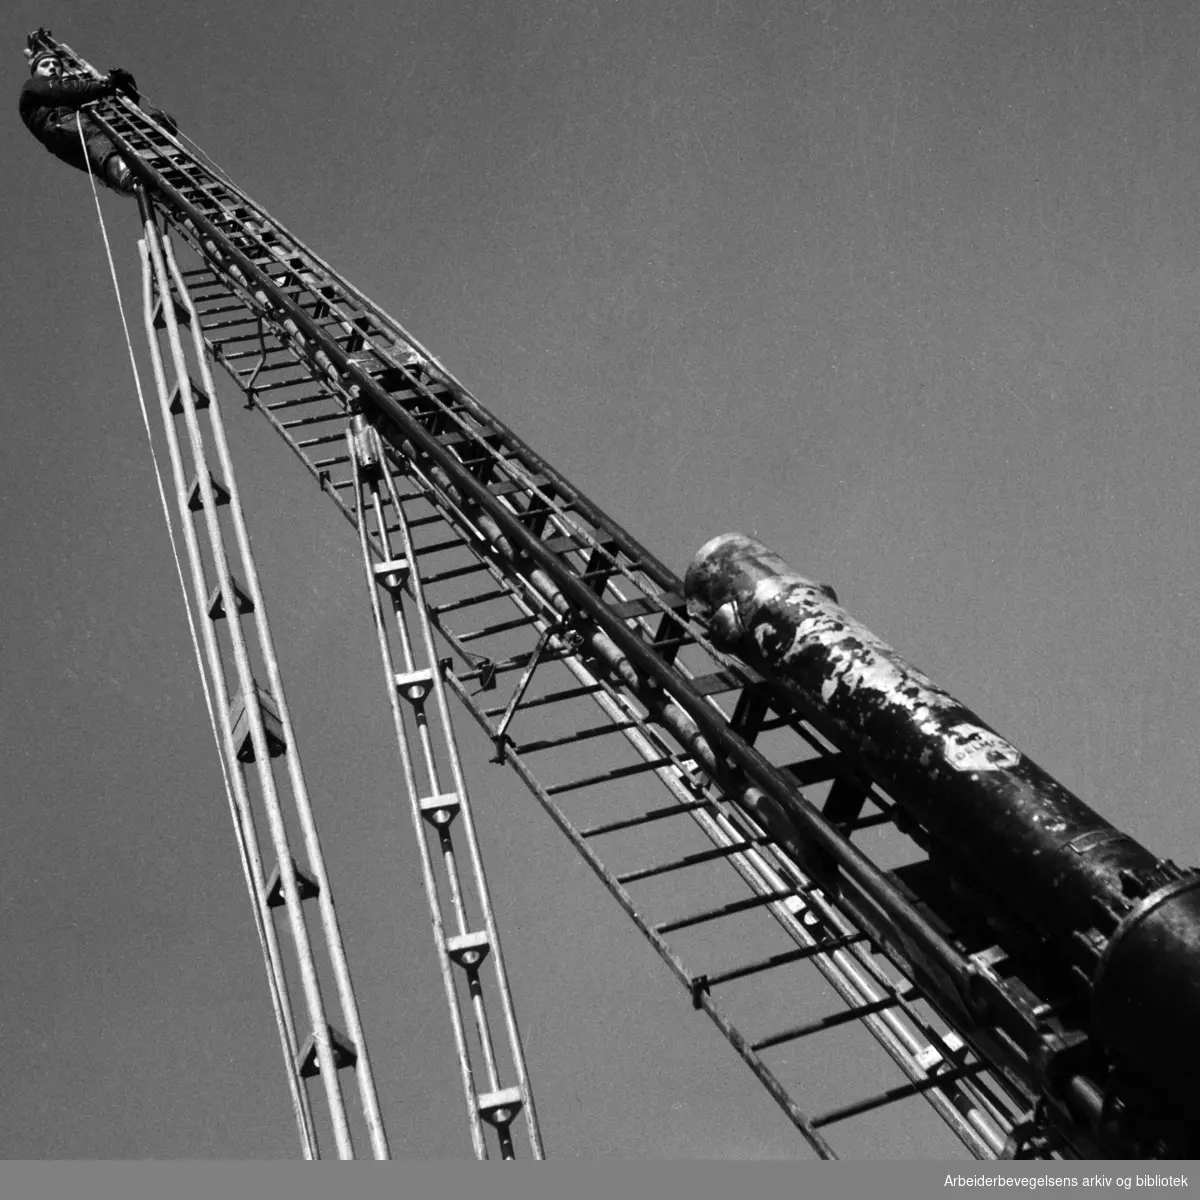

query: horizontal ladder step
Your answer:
[751,994,906,1052]
[695,931,866,992]
[616,835,773,884]
[411,536,469,558]
[421,561,490,585]
[295,432,346,449]
[431,588,511,616]
[265,393,338,412]
[281,411,345,430]
[811,1061,985,1130]
[513,718,640,754]
[455,614,538,645]
[653,888,797,935]
[579,797,712,838]
[481,682,603,717]
[545,754,681,797]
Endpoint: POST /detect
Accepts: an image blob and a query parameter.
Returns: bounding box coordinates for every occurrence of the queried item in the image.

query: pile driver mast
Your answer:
[28,29,1200,1160]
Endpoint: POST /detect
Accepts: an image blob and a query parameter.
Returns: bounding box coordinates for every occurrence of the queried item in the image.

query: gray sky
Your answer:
[4,0,1200,1161]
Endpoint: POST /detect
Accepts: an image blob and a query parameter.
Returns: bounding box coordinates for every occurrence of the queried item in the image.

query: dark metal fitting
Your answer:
[689,974,709,1009]
[473,659,498,693]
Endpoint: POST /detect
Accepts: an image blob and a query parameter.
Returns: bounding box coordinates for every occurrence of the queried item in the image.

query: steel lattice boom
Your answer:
[27,27,1200,1160]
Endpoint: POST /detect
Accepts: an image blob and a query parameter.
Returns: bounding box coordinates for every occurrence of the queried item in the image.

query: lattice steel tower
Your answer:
[28,29,1200,1160]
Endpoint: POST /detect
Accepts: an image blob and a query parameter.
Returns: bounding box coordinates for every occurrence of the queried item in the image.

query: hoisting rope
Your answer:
[79,126,319,1159]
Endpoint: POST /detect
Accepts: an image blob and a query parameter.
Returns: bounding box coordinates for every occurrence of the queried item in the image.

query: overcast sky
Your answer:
[4,0,1200,1162]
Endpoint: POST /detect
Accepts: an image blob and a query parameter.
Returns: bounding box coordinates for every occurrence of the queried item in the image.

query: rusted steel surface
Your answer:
[685,533,1200,1114]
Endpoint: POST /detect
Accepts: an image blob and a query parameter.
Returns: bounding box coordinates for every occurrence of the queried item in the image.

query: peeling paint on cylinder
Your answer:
[685,533,1200,1100]
[685,533,1089,862]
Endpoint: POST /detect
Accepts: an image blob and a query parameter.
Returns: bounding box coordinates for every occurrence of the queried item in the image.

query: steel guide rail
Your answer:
[32,28,1088,1156]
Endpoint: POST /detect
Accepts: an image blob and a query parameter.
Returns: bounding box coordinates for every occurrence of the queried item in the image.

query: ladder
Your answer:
[41,29,1079,1159]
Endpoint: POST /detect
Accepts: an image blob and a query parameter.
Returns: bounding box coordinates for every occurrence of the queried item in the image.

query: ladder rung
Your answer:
[413,536,468,558]
[579,798,711,838]
[616,835,772,885]
[545,754,679,797]
[481,682,603,717]
[455,614,537,645]
[811,1061,985,1129]
[438,428,505,452]
[514,718,639,755]
[431,588,510,616]
[265,393,334,411]
[514,503,566,529]
[653,888,797,935]
[422,561,489,585]
[751,995,904,1052]
[281,411,343,430]
[701,932,865,990]
[221,351,297,368]
[295,433,346,449]
[380,512,446,537]
[200,311,258,328]
[233,374,314,393]
[216,329,284,348]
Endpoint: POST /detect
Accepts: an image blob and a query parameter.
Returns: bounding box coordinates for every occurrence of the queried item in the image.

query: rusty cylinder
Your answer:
[684,532,1200,1102]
